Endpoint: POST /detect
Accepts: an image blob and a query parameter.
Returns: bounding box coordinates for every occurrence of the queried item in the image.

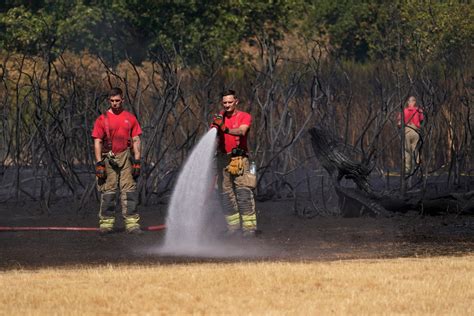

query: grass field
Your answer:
[1,255,473,315]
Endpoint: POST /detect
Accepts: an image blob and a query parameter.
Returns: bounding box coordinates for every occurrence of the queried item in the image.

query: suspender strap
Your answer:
[103,112,112,152]
[126,117,132,149]
[103,110,134,152]
[221,110,241,148]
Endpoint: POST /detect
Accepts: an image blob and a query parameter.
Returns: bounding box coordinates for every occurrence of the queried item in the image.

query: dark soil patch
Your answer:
[1,199,473,270]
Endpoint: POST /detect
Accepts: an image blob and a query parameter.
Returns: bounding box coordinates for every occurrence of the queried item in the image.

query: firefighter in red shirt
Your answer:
[211,90,258,237]
[397,96,424,175]
[92,87,143,235]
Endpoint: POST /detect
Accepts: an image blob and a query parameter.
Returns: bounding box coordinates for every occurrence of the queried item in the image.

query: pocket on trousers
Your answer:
[242,173,257,189]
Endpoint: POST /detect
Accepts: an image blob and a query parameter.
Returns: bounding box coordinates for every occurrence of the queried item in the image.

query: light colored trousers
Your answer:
[404,125,420,174]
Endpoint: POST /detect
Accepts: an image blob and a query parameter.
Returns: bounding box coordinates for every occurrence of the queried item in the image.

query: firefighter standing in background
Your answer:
[92,87,143,235]
[211,90,258,237]
[398,96,424,175]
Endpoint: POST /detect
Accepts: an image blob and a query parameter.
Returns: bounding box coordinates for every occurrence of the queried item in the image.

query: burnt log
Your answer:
[420,191,474,215]
[335,186,390,217]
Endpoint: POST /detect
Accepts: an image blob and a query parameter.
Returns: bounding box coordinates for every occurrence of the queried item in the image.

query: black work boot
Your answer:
[127,227,143,235]
[242,229,262,238]
[99,227,114,236]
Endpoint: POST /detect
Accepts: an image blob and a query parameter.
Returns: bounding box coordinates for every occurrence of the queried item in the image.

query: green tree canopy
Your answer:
[302,0,473,63]
[0,0,299,65]
[1,1,472,66]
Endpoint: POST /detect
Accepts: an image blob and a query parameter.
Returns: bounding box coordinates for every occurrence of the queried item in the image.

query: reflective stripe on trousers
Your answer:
[225,213,240,231]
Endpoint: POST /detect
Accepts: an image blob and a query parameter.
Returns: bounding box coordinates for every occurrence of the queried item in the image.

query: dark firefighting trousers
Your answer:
[97,149,140,232]
[217,153,257,233]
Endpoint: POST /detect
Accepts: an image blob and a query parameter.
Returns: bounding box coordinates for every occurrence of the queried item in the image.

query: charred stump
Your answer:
[309,127,389,217]
[309,127,373,194]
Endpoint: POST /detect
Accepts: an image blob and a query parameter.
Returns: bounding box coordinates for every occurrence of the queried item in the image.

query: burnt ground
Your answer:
[0,198,473,270]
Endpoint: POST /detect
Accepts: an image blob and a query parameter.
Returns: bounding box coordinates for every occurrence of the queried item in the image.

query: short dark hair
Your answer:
[108,87,123,98]
[221,89,237,99]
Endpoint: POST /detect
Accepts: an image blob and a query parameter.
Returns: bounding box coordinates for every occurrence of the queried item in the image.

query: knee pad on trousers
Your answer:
[221,192,238,215]
[122,191,138,216]
[100,192,116,217]
[236,187,257,231]
[235,187,255,215]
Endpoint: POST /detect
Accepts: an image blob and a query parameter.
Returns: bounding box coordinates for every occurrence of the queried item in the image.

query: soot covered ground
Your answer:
[1,199,473,269]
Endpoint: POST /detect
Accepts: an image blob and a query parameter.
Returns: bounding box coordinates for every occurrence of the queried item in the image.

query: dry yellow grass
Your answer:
[1,256,473,315]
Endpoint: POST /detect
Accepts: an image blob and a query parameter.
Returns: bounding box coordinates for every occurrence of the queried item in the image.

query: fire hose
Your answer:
[0,224,166,232]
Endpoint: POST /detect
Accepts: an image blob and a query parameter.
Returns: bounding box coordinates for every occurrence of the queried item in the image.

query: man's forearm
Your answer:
[227,128,245,136]
[94,140,103,162]
[132,137,141,160]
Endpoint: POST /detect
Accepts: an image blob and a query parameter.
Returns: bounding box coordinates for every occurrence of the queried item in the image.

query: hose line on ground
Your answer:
[0,225,166,232]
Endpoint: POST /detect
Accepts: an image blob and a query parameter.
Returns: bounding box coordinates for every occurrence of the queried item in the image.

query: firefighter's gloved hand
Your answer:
[211,114,229,133]
[95,160,106,179]
[226,156,244,176]
[131,158,141,179]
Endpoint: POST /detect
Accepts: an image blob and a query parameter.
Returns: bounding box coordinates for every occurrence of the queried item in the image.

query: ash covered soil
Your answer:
[1,199,473,269]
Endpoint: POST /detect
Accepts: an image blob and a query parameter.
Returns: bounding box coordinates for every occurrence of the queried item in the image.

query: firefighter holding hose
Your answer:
[211,90,258,237]
[92,87,143,235]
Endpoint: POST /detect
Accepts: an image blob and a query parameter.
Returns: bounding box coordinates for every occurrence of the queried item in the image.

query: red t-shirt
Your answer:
[398,106,424,128]
[217,110,252,154]
[92,110,142,154]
